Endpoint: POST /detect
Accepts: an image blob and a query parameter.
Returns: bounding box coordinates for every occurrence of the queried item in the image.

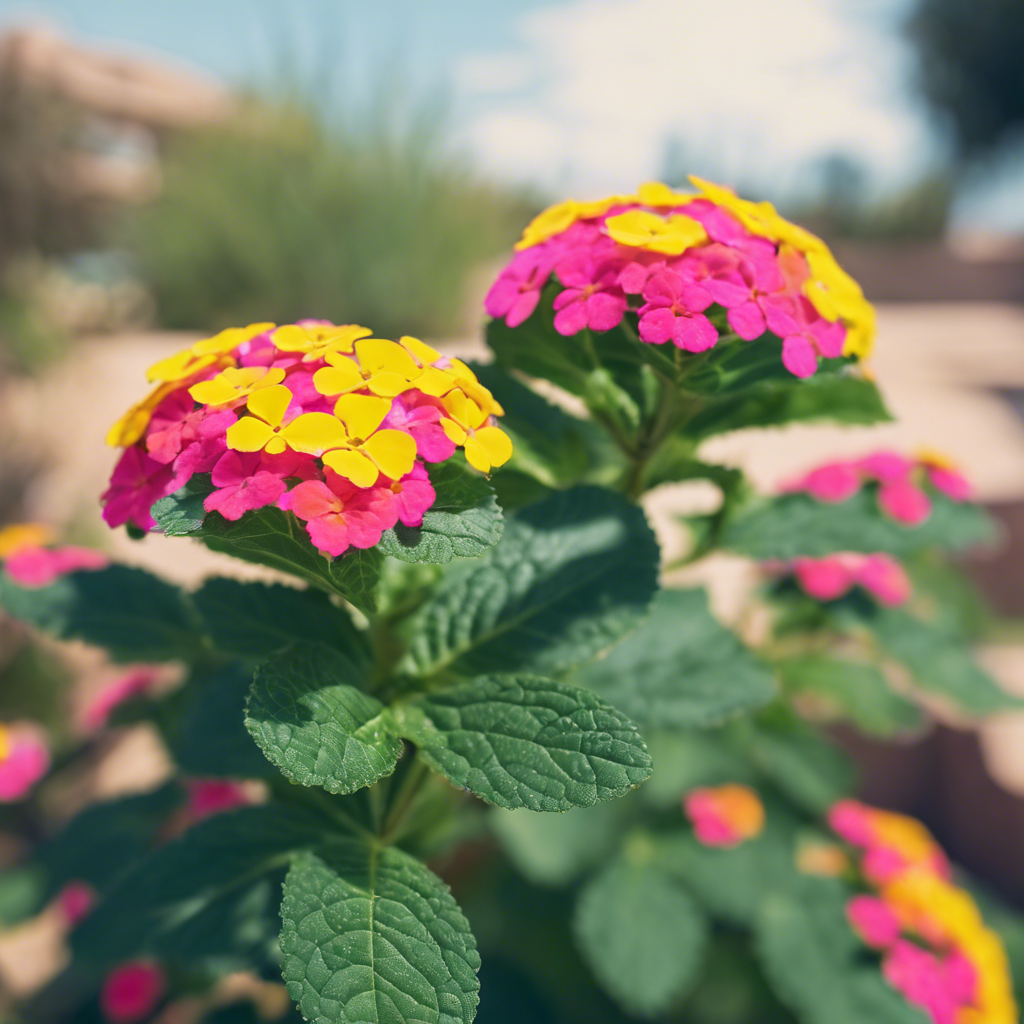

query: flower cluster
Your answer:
[785,449,972,526]
[829,799,1016,1024]
[100,961,166,1024]
[102,322,512,558]
[683,783,765,847]
[774,552,912,606]
[485,178,875,378]
[0,523,108,588]
[0,722,49,802]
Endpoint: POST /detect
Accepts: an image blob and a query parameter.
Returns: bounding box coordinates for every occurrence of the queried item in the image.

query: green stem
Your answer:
[380,756,431,844]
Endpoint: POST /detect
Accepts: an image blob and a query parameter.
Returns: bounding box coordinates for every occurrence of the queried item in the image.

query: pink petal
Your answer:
[100,962,166,1024]
[846,895,901,948]
[638,307,676,345]
[794,557,855,602]
[727,301,767,341]
[279,480,342,522]
[803,462,861,503]
[584,291,627,332]
[781,335,818,378]
[673,314,718,353]
[878,480,931,525]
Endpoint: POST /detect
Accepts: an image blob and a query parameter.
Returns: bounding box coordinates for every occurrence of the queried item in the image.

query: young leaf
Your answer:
[776,654,922,736]
[194,578,370,663]
[71,804,325,964]
[394,674,652,811]
[574,588,776,728]
[573,858,707,1017]
[246,645,402,793]
[721,488,994,560]
[280,844,481,1024]
[376,460,503,564]
[0,564,205,662]
[404,487,659,677]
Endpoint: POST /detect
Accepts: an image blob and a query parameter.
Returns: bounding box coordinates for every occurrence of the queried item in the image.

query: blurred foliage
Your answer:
[908,0,1024,159]
[126,98,534,338]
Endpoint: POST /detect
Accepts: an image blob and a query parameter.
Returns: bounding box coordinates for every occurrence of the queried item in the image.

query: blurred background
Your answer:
[1,0,1024,1001]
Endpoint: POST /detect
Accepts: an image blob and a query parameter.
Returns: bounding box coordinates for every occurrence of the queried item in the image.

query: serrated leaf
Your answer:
[194,578,370,663]
[189,503,382,614]
[247,645,402,793]
[755,882,930,1024]
[573,859,707,1017]
[394,674,651,811]
[71,803,325,964]
[280,844,481,1024]
[490,800,629,886]
[777,654,922,736]
[721,488,994,560]
[377,460,503,564]
[403,487,659,677]
[0,564,204,662]
[152,474,217,535]
[574,588,776,728]
[871,606,1023,715]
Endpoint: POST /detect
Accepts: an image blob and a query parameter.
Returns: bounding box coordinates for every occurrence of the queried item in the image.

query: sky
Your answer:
[0,0,1018,228]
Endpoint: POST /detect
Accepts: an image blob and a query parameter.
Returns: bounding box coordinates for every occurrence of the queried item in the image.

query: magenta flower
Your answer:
[183,778,251,823]
[4,545,108,588]
[771,296,846,378]
[857,450,915,483]
[101,448,179,532]
[145,390,235,466]
[928,465,972,502]
[0,728,49,801]
[54,881,96,929]
[793,556,858,602]
[551,250,628,336]
[204,451,289,522]
[100,962,166,1024]
[882,941,960,1024]
[797,461,861,503]
[846,895,901,949]
[80,667,163,732]
[857,554,912,606]
[485,244,560,328]
[637,268,718,351]
[382,392,456,463]
[380,463,437,528]
[878,479,931,525]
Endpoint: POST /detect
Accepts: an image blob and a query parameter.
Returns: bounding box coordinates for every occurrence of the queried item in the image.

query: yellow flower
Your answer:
[190,322,275,357]
[636,181,697,207]
[271,323,372,362]
[0,523,54,558]
[189,366,286,406]
[284,395,416,487]
[313,339,423,400]
[605,209,707,255]
[0,724,9,761]
[106,381,180,446]
[440,389,513,473]
[225,385,295,455]
[514,195,633,250]
[146,348,226,385]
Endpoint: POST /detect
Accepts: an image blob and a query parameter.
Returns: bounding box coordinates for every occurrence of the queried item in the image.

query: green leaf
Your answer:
[490,800,629,886]
[871,606,1024,715]
[394,674,652,811]
[71,803,325,964]
[0,866,46,926]
[190,504,383,615]
[280,844,481,1024]
[247,645,402,793]
[403,487,659,677]
[194,578,370,663]
[722,488,995,560]
[377,460,503,564]
[777,654,922,736]
[638,729,757,809]
[573,858,707,1017]
[755,882,930,1024]
[151,474,217,536]
[0,564,204,662]
[574,588,776,728]
[641,441,744,493]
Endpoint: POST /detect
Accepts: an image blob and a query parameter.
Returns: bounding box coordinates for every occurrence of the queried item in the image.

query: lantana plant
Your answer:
[0,178,1021,1024]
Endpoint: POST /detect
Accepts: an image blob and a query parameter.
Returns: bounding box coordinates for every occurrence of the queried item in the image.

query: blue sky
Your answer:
[1,0,1019,227]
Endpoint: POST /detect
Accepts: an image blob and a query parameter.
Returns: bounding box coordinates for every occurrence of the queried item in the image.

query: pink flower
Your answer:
[4,545,108,588]
[279,474,396,557]
[81,667,163,732]
[683,784,765,848]
[54,881,96,928]
[798,461,862,503]
[878,479,931,525]
[857,554,912,606]
[145,391,235,466]
[770,296,846,378]
[0,730,49,801]
[101,447,180,532]
[846,895,901,948]
[928,467,972,502]
[793,556,858,602]
[183,779,251,823]
[383,392,456,463]
[551,250,628,335]
[882,941,960,1024]
[204,451,288,522]
[863,846,912,886]
[941,950,977,1005]
[857,451,915,484]
[637,268,718,351]
[380,463,437,529]
[485,245,559,328]
[100,962,166,1023]
[828,800,876,846]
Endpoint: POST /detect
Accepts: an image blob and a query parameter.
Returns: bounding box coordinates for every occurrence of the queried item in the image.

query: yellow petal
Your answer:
[271,325,312,353]
[106,382,177,446]
[447,359,480,384]
[0,523,54,557]
[474,426,513,469]
[463,436,492,473]
[247,384,293,427]
[146,349,219,384]
[226,417,274,452]
[316,324,372,350]
[282,412,350,455]
[0,724,9,760]
[333,393,391,441]
[322,448,379,487]
[191,322,274,356]
[367,373,413,398]
[313,360,363,397]
[411,367,459,397]
[189,379,238,405]
[362,429,417,481]
[355,338,420,378]
[399,335,441,365]
[515,200,579,250]
[443,389,487,430]
[637,182,696,207]
[440,417,467,444]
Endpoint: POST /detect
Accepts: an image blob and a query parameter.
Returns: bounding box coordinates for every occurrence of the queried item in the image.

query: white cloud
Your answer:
[459,0,933,198]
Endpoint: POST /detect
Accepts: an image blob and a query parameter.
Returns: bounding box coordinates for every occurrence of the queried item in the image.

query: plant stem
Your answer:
[380,756,430,844]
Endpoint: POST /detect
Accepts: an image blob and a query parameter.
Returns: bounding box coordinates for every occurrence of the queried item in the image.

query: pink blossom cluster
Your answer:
[784,450,972,526]
[486,194,854,378]
[100,961,166,1023]
[0,724,49,802]
[101,322,505,559]
[683,784,764,848]
[1,544,108,589]
[783,552,912,606]
[80,666,163,732]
